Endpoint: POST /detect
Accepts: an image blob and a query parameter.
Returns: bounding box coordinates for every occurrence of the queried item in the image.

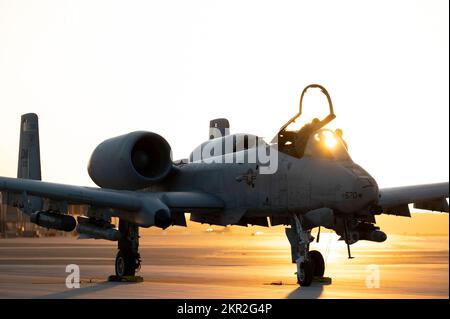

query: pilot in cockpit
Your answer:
[278,117,323,158]
[294,117,321,158]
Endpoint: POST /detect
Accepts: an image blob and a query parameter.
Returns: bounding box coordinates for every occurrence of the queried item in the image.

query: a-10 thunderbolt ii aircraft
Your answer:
[0,84,448,286]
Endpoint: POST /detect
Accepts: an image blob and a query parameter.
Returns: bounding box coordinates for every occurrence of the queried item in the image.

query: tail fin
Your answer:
[16,113,42,214]
[17,113,41,180]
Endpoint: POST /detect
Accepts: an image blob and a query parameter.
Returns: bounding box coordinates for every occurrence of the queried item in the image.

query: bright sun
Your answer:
[321,131,338,148]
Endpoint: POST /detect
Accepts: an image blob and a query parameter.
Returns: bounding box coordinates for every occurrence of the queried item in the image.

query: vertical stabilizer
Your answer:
[17,113,41,180]
[16,113,42,214]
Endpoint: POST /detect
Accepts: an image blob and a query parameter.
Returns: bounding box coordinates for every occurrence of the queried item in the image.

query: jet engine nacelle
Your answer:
[88,131,172,190]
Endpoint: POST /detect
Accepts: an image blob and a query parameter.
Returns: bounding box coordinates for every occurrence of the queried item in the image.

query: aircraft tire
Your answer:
[297,260,314,286]
[115,251,137,277]
[309,250,325,277]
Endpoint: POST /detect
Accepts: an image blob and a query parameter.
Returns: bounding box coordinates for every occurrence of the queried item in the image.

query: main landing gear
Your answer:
[285,215,326,286]
[115,220,141,277]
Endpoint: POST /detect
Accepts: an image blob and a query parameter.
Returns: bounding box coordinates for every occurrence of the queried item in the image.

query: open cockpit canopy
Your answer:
[276,84,349,160]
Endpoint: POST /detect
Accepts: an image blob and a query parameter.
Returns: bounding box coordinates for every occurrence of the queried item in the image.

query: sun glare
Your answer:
[325,136,337,148]
[320,131,338,148]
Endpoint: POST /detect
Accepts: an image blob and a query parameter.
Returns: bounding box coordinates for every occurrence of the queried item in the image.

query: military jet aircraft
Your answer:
[0,84,448,286]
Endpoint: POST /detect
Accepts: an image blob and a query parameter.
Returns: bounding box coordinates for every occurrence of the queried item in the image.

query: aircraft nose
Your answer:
[355,177,379,206]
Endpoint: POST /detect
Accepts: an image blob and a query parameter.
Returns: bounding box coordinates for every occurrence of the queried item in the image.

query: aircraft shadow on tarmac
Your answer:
[39,282,132,299]
[286,284,325,299]
[39,281,327,299]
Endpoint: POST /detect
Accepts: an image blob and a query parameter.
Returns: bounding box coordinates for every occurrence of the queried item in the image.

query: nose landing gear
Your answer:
[309,250,325,277]
[297,257,315,286]
[286,214,328,286]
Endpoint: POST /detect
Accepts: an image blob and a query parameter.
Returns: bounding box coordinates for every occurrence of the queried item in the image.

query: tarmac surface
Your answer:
[0,232,448,299]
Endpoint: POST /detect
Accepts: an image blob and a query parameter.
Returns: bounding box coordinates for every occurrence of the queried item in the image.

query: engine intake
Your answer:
[88,131,172,190]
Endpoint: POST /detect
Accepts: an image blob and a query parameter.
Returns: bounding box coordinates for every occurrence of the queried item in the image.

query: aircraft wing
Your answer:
[377,182,449,216]
[0,176,224,227]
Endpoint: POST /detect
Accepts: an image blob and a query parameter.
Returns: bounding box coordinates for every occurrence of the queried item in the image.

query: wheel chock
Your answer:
[313,276,332,284]
[108,275,144,283]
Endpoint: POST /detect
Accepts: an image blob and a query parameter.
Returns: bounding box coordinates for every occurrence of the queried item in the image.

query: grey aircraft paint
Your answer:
[0,85,448,285]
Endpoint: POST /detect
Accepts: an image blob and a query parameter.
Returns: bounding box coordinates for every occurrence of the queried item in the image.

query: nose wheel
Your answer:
[287,214,326,286]
[297,259,314,286]
[309,250,325,277]
[296,250,325,286]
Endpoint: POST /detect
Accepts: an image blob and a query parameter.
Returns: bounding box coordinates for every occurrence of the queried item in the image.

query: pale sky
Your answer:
[0,0,448,188]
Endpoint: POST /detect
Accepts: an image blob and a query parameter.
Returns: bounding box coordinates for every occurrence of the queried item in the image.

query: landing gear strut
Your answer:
[285,214,325,286]
[115,220,141,277]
